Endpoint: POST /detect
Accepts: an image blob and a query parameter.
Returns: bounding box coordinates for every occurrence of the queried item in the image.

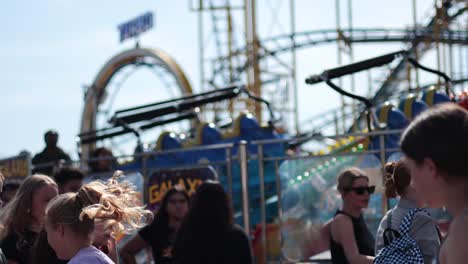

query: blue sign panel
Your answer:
[118,12,154,43]
[147,166,217,211]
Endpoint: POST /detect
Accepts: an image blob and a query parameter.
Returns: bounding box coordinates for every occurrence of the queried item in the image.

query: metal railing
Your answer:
[12,129,409,263]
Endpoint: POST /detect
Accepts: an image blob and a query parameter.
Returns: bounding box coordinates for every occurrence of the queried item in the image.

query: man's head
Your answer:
[44,130,59,148]
[53,167,85,194]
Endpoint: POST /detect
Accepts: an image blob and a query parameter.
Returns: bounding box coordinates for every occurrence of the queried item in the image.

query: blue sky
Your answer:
[2,0,456,159]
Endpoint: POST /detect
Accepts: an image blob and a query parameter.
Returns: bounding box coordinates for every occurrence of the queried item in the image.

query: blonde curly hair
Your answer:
[46,171,152,238]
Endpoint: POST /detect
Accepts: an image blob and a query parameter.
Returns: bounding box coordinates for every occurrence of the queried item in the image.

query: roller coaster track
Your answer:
[210,2,466,84]
[206,1,466,136]
[212,27,467,79]
[341,2,467,132]
[222,28,466,60]
[370,2,466,105]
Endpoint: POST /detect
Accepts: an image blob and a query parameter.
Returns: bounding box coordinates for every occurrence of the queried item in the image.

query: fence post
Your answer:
[379,133,388,213]
[225,147,233,200]
[257,143,267,263]
[142,152,149,205]
[239,140,250,235]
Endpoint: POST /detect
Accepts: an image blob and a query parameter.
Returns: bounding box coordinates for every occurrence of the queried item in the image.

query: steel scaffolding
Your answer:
[191,0,467,135]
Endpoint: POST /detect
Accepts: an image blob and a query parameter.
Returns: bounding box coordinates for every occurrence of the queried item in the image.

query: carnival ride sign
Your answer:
[147,166,217,211]
[0,155,29,178]
[118,11,154,43]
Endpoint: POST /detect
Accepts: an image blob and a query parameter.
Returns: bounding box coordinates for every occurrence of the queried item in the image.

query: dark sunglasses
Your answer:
[344,185,375,195]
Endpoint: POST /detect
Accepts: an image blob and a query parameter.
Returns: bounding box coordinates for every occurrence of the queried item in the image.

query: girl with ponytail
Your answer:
[375,159,441,264]
[44,171,152,264]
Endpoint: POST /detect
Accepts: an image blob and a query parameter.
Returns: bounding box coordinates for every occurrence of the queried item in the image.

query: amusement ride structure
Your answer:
[73,0,468,262]
[0,1,465,263]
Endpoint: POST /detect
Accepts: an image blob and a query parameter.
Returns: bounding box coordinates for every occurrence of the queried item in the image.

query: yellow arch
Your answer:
[80,47,193,160]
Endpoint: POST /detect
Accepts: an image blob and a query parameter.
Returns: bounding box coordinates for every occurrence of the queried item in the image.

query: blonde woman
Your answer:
[44,172,152,264]
[329,167,375,264]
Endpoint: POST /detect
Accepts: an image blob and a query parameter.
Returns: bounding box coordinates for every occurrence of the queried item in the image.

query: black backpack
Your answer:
[374,208,427,264]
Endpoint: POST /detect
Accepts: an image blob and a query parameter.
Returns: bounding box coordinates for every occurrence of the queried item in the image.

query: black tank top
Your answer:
[330,210,375,264]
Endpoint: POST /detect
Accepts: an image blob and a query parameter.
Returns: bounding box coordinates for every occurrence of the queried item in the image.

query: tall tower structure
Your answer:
[190,0,299,131]
[191,0,467,136]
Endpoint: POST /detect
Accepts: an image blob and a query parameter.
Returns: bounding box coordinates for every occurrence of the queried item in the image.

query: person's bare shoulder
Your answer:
[331,215,352,240]
[332,214,352,228]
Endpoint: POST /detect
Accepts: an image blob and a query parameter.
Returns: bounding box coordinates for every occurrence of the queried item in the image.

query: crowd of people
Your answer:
[324,103,468,264]
[0,168,254,264]
[0,103,466,264]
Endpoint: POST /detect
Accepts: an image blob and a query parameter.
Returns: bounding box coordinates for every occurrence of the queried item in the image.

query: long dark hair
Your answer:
[151,186,189,249]
[173,181,233,259]
[186,181,233,228]
[0,174,57,239]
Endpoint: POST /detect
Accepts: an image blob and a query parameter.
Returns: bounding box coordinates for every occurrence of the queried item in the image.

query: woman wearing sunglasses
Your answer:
[330,167,376,264]
[375,159,441,263]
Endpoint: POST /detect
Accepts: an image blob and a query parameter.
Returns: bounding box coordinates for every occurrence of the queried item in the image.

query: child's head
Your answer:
[53,167,84,194]
[0,174,58,238]
[401,103,468,207]
[46,192,94,238]
[44,171,152,259]
[45,192,93,259]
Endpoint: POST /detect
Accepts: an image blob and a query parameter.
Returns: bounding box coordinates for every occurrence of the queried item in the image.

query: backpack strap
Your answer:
[435,224,443,243]
[387,209,392,229]
[399,208,429,236]
[383,210,400,245]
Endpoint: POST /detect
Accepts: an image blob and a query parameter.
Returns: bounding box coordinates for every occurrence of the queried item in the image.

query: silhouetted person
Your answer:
[32,130,71,176]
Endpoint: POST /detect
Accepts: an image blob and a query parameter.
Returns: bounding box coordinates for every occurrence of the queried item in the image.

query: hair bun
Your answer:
[384,162,397,198]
